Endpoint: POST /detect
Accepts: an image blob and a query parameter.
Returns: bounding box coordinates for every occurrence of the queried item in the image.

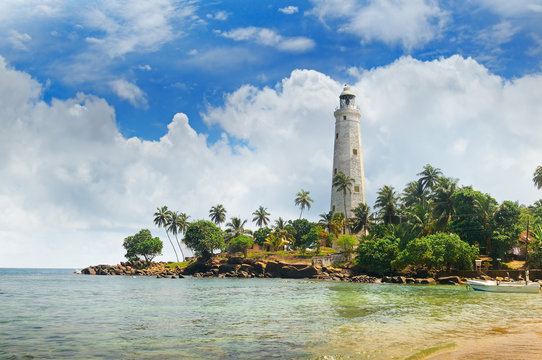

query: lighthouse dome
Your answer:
[340,85,355,98]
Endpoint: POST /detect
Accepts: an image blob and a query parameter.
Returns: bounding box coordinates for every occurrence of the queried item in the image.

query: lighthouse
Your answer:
[330,85,367,218]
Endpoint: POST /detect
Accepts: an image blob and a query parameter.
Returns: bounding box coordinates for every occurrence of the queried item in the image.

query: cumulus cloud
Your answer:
[309,0,447,50]
[221,27,315,52]
[109,79,148,108]
[279,6,299,14]
[2,55,542,268]
[8,30,32,50]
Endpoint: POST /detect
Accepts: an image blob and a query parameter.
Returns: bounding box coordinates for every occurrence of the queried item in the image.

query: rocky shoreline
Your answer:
[80,257,466,285]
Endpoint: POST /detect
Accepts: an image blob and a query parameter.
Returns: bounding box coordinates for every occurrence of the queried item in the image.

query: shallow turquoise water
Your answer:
[1,269,542,359]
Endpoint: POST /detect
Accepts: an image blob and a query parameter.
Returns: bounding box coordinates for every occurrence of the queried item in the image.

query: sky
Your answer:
[1,0,542,268]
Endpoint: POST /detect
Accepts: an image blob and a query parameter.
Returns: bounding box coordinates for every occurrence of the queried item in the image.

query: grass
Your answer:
[244,247,339,263]
[404,343,456,360]
[165,261,192,269]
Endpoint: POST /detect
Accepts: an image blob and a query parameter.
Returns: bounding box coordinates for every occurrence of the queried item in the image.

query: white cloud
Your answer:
[309,0,447,50]
[279,6,299,14]
[137,64,152,71]
[221,27,315,52]
[109,79,148,108]
[207,11,229,20]
[8,30,32,50]
[2,55,542,268]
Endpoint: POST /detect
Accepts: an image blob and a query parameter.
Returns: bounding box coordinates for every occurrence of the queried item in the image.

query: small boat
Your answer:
[467,279,540,293]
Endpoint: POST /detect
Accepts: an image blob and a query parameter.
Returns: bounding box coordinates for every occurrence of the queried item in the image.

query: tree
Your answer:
[492,201,521,259]
[228,235,254,258]
[534,166,542,189]
[417,164,442,192]
[153,206,179,262]
[336,234,358,258]
[295,189,314,219]
[123,229,163,264]
[473,193,498,254]
[356,237,399,276]
[332,172,355,221]
[449,187,487,248]
[209,204,227,227]
[318,211,334,233]
[288,219,313,250]
[184,220,225,259]
[402,181,429,208]
[349,203,371,234]
[393,233,478,271]
[252,206,271,228]
[253,227,271,247]
[225,217,252,241]
[264,233,287,251]
[528,225,542,268]
[374,185,399,225]
[432,177,457,231]
[166,211,187,262]
[406,203,434,238]
[268,217,295,249]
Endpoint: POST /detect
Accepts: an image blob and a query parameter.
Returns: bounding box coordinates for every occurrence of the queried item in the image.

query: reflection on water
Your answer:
[1,269,542,359]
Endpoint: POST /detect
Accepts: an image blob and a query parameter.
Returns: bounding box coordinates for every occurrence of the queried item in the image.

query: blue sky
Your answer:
[1,0,542,267]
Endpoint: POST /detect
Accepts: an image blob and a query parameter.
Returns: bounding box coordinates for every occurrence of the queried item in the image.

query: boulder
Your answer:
[437,276,462,285]
[280,265,320,279]
[265,261,283,277]
[183,261,213,275]
[416,278,436,284]
[218,263,239,274]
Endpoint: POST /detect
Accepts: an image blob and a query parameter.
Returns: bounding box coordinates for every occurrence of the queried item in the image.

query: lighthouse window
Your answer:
[336,133,339,139]
[332,205,336,211]
[343,116,346,120]
[354,186,360,193]
[353,149,358,155]
[334,168,337,174]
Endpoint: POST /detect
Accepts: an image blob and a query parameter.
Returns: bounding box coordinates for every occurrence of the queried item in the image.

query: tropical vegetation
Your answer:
[125,164,542,275]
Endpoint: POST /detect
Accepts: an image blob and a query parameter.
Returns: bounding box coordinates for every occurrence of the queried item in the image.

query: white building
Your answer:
[330,85,367,218]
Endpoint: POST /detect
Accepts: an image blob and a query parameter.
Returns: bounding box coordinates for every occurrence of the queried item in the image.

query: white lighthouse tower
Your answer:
[331,85,367,218]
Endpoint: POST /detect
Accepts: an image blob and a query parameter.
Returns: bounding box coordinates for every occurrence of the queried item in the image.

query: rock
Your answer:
[265,261,283,277]
[406,277,415,284]
[382,276,392,283]
[183,261,213,275]
[280,265,320,279]
[437,276,462,285]
[417,278,436,284]
[218,263,238,274]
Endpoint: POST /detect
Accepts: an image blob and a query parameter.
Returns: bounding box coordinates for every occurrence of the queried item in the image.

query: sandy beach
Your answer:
[426,322,542,359]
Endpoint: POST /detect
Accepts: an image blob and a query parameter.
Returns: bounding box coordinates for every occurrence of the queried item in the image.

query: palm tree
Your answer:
[209,204,227,227]
[374,185,399,225]
[294,189,314,219]
[252,206,271,228]
[225,217,252,241]
[474,194,497,254]
[534,166,542,189]
[402,181,429,208]
[166,211,186,261]
[271,217,295,249]
[417,164,442,192]
[406,203,434,237]
[153,206,179,262]
[330,212,345,239]
[349,203,370,234]
[432,177,457,231]
[332,171,355,220]
[264,233,288,252]
[318,211,334,233]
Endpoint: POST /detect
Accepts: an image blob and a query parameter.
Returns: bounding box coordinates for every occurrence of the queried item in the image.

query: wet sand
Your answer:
[426,322,542,360]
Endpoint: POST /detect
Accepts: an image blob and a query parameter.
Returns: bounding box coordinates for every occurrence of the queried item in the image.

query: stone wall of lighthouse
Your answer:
[330,85,367,219]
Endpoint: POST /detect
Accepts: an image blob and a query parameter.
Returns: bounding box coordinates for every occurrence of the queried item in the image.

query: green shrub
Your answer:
[356,237,399,276]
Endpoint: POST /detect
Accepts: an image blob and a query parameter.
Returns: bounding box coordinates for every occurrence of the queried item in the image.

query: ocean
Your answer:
[1,268,542,359]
